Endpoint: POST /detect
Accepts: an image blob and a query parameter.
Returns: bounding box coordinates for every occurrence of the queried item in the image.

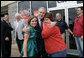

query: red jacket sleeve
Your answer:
[81,15,83,36]
[42,26,53,39]
[42,25,60,39]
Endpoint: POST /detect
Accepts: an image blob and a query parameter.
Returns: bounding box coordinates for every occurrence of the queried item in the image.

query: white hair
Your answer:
[38,7,46,13]
[56,13,61,17]
[15,13,21,18]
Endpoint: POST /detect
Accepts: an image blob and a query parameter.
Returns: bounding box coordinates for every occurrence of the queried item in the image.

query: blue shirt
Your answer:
[55,19,68,34]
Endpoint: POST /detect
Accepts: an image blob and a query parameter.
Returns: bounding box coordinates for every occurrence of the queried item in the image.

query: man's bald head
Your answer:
[56,13,62,20]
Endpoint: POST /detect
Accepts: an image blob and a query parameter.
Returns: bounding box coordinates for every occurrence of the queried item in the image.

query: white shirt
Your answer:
[38,17,41,27]
[15,20,19,31]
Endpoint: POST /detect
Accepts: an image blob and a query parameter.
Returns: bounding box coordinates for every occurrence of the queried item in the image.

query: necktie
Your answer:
[41,20,43,30]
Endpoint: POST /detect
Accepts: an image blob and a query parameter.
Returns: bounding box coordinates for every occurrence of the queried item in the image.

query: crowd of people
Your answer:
[1,7,83,57]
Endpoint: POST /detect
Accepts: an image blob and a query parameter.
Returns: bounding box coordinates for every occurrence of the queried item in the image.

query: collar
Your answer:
[57,19,62,21]
[38,16,41,22]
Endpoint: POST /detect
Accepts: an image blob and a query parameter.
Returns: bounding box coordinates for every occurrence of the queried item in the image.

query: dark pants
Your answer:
[36,39,48,57]
[16,36,24,53]
[37,47,48,57]
[1,39,11,57]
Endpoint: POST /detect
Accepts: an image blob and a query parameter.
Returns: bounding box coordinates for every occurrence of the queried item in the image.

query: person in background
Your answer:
[42,12,67,57]
[21,16,38,57]
[20,10,30,24]
[1,14,13,57]
[55,13,73,42]
[73,7,83,57]
[12,13,27,55]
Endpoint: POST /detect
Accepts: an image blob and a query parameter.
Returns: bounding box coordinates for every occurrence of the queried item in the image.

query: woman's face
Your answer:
[30,18,37,28]
[44,18,51,24]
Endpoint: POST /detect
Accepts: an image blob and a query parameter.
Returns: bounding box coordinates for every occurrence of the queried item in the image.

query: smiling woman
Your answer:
[42,12,67,57]
[20,16,38,57]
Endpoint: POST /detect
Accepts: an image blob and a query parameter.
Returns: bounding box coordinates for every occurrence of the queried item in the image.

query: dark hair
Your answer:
[44,12,54,21]
[4,13,8,16]
[28,16,37,25]
[77,7,83,10]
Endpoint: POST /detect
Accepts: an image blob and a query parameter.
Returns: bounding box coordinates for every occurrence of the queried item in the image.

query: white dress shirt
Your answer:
[15,20,19,31]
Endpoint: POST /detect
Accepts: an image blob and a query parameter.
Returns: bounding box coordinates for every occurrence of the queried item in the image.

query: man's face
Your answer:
[15,15,21,20]
[56,14,61,20]
[44,18,51,24]
[38,9,46,20]
[4,15,9,21]
[30,18,37,28]
[77,8,82,15]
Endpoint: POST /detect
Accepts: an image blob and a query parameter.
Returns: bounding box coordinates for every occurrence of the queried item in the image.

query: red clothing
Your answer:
[21,17,30,24]
[73,14,83,36]
[42,24,66,54]
[41,20,43,30]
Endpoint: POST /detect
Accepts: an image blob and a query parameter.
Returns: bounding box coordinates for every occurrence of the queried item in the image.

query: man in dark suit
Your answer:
[35,7,48,57]
[1,14,13,57]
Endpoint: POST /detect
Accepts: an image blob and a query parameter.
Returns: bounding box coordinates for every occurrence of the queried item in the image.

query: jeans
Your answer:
[75,37,83,57]
[49,49,67,57]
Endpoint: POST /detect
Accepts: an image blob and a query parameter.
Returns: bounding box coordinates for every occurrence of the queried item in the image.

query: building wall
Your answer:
[1,1,16,7]
[8,2,17,40]
[8,2,17,26]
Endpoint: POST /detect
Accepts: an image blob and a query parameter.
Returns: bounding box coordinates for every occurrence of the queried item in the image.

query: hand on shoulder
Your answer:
[23,26,30,32]
[48,22,57,28]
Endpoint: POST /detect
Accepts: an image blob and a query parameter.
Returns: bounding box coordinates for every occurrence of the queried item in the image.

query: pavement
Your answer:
[1,39,79,57]
[11,43,20,57]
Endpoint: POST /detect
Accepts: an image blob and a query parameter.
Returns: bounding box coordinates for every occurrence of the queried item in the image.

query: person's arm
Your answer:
[22,20,30,32]
[10,23,13,31]
[48,22,57,28]
[81,35,83,41]
[42,24,54,39]
[64,21,73,35]
[81,36,83,40]
[23,20,27,27]
[81,16,83,40]
[68,29,73,35]
[4,22,10,41]
[23,33,29,57]
[22,26,30,32]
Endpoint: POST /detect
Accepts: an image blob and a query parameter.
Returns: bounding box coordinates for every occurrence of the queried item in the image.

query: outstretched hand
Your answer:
[48,22,57,28]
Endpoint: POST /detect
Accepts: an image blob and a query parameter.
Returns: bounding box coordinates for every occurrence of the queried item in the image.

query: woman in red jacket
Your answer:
[42,12,67,57]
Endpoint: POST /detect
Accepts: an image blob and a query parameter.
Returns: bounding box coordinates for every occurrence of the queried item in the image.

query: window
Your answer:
[31,1,47,15]
[18,1,30,13]
[77,1,83,4]
[50,9,65,20]
[68,8,77,50]
[48,1,56,8]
